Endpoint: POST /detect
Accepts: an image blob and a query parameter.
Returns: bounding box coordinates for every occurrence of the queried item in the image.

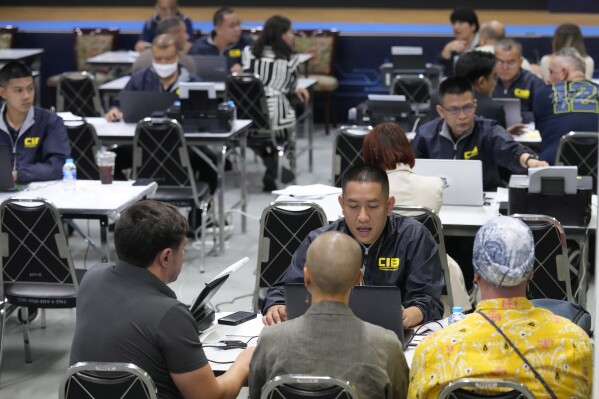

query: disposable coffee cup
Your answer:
[96,150,116,184]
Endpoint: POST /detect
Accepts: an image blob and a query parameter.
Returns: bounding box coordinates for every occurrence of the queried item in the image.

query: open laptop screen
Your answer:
[284,283,406,344]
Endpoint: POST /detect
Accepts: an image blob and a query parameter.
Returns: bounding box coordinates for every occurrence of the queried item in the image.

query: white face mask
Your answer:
[152,61,178,78]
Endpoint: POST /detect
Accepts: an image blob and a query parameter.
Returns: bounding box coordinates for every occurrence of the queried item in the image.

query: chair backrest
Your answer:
[438,378,534,399]
[225,73,271,131]
[254,202,327,312]
[0,198,78,292]
[260,374,359,399]
[294,30,339,76]
[511,214,575,303]
[332,126,369,187]
[65,120,100,180]
[555,131,598,194]
[0,26,18,49]
[393,205,453,309]
[59,362,157,399]
[73,27,119,71]
[132,118,201,204]
[56,72,103,117]
[391,74,433,115]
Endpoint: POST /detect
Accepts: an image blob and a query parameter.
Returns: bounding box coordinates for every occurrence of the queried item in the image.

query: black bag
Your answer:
[531,298,592,336]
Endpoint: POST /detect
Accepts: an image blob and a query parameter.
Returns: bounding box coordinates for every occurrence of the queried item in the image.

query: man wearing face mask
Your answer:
[104,34,218,221]
[105,33,198,122]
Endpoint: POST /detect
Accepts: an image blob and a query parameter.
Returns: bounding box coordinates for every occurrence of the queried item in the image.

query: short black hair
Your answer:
[0,61,32,87]
[213,6,235,27]
[341,165,389,199]
[114,200,188,268]
[438,76,474,99]
[450,8,479,32]
[454,51,496,84]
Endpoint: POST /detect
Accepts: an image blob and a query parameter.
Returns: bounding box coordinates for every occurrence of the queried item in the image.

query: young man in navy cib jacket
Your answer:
[0,61,70,184]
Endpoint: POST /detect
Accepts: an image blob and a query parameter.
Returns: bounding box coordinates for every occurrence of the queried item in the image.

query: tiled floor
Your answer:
[0,124,595,397]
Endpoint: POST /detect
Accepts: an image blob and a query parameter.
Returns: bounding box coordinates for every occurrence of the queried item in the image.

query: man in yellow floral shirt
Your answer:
[409,216,592,399]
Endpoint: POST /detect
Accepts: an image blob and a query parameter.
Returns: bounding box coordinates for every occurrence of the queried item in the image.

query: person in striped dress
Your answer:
[242,15,310,191]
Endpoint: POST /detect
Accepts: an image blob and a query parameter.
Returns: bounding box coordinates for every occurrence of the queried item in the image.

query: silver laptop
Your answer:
[191,55,229,82]
[117,91,178,123]
[413,159,484,206]
[493,98,522,127]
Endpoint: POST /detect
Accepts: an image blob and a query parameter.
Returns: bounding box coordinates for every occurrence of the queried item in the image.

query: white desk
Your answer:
[201,312,263,373]
[0,180,157,262]
[86,50,137,67]
[83,117,252,255]
[201,312,437,372]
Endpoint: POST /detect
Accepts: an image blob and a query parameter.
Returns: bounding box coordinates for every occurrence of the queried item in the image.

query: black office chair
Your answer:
[254,202,327,312]
[393,205,453,311]
[555,131,598,194]
[511,214,575,303]
[64,120,100,180]
[260,374,359,399]
[56,71,104,117]
[132,118,213,272]
[225,73,296,185]
[0,198,85,369]
[59,362,157,399]
[437,378,534,399]
[332,126,370,187]
[391,74,433,130]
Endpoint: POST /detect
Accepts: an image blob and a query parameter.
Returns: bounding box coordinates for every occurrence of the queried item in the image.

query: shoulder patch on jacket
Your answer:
[464,146,479,159]
[378,257,400,271]
[228,48,241,58]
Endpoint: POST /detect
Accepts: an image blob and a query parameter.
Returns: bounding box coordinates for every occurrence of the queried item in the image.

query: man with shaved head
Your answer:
[533,47,599,164]
[249,231,409,399]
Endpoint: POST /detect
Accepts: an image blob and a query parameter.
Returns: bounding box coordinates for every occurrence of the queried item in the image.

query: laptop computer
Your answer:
[0,145,28,192]
[117,91,178,123]
[413,159,484,206]
[284,283,408,344]
[191,55,229,82]
[189,257,249,330]
[492,98,522,127]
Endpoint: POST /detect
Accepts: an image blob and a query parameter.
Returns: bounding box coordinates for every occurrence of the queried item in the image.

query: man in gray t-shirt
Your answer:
[70,200,253,399]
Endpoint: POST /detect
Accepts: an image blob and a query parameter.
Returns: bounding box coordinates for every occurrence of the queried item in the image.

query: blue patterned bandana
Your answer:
[472,216,535,288]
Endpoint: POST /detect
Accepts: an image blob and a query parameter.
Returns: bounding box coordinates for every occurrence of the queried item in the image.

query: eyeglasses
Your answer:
[496,59,518,67]
[441,104,476,116]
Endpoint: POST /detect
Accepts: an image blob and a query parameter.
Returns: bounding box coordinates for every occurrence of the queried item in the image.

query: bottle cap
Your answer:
[451,306,463,313]
[66,157,74,163]
[226,100,235,106]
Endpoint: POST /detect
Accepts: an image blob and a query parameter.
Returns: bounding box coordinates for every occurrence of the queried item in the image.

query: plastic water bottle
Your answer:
[448,306,464,325]
[226,100,237,124]
[63,157,77,191]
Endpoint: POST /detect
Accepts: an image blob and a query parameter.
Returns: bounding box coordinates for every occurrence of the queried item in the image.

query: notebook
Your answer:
[0,145,27,192]
[191,55,229,82]
[117,91,178,123]
[284,283,408,344]
[492,97,522,127]
[413,159,484,206]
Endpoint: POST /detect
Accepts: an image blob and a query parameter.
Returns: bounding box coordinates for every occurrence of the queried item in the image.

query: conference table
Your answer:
[0,180,158,263]
[201,312,441,372]
[83,117,252,256]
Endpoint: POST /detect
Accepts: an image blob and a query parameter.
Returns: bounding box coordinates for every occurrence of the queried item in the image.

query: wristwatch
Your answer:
[524,154,538,168]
